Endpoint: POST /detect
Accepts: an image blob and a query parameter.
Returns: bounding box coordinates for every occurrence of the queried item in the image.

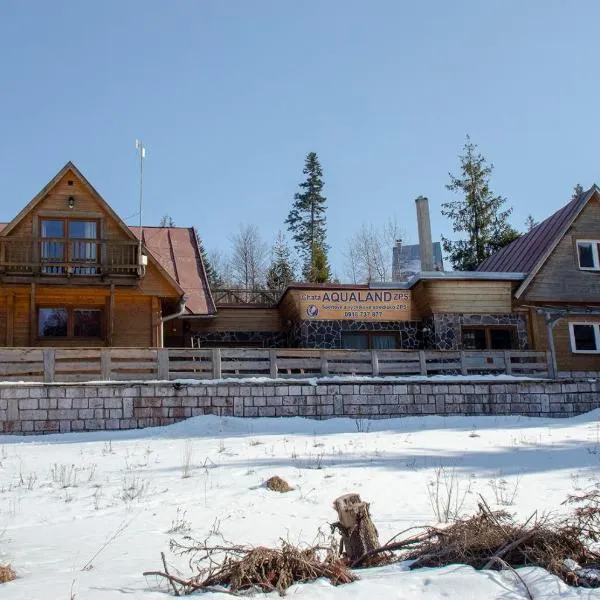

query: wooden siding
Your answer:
[192,307,282,333]
[530,311,600,372]
[113,296,154,347]
[524,196,600,302]
[138,261,179,297]
[423,280,513,314]
[9,170,128,243]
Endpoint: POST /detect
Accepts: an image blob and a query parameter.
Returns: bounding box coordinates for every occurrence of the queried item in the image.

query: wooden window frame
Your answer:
[36,305,105,341]
[568,322,600,354]
[575,239,600,271]
[341,331,399,350]
[461,325,518,350]
[39,217,101,274]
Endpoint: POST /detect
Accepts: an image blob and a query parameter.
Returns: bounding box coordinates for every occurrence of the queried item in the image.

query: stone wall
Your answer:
[0,378,598,435]
[432,314,528,350]
[292,320,422,349]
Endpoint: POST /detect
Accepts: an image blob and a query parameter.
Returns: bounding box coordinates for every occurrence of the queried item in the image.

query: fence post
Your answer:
[460,351,467,375]
[269,348,278,379]
[43,349,55,383]
[419,350,427,376]
[157,348,170,380]
[212,348,222,379]
[546,351,556,379]
[101,349,111,380]
[503,350,513,375]
[371,350,379,376]
[320,350,329,376]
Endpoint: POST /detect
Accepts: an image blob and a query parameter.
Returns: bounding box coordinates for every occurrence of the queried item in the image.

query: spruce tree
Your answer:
[266,232,295,290]
[193,228,223,289]
[442,137,519,271]
[159,214,176,227]
[306,243,331,283]
[524,215,539,231]
[285,152,329,282]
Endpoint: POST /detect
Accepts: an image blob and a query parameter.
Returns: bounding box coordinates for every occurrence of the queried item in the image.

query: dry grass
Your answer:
[146,540,355,595]
[353,492,600,589]
[0,564,16,584]
[265,475,293,493]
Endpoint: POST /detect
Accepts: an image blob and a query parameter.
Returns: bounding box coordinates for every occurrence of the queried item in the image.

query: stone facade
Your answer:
[292,320,423,349]
[432,313,528,350]
[193,331,288,348]
[0,378,597,435]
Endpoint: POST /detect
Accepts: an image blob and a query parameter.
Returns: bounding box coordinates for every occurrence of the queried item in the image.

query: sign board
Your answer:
[298,289,411,321]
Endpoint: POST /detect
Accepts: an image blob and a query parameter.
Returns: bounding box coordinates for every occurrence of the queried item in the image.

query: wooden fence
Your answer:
[0,348,551,383]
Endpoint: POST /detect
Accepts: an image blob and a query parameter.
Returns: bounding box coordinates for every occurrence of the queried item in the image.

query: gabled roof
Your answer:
[476,185,600,298]
[0,162,215,315]
[130,227,216,315]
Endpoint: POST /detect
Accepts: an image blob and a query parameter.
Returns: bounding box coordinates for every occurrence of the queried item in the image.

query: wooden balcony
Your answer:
[0,237,142,282]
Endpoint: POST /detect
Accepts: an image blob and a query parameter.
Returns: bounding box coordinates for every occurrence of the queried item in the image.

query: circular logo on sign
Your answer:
[306,304,319,318]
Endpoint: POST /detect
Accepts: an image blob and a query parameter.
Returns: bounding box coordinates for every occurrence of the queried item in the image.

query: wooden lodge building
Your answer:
[0,163,598,375]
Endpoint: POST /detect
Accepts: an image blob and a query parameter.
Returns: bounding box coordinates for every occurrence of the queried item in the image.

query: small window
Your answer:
[74,309,102,338]
[341,332,398,350]
[576,240,600,270]
[37,307,103,339]
[462,326,517,350]
[38,308,68,337]
[342,333,369,350]
[569,322,600,353]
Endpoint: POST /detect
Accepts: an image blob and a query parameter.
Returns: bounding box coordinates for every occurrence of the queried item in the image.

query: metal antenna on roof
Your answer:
[135,140,146,262]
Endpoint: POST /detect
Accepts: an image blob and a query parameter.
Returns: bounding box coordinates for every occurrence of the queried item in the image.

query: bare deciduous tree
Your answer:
[230,224,268,290]
[344,217,404,283]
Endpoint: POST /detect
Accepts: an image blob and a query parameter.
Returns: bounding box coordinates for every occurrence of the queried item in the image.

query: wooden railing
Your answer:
[212,289,282,306]
[0,238,140,277]
[0,348,552,383]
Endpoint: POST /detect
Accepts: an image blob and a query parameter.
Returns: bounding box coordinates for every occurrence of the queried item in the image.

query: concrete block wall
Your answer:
[0,379,598,435]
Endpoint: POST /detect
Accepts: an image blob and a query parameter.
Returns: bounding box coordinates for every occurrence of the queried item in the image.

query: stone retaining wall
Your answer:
[0,379,598,435]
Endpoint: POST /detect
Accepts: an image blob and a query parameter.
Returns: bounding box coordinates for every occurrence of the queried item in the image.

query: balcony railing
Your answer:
[212,288,283,306]
[0,237,141,277]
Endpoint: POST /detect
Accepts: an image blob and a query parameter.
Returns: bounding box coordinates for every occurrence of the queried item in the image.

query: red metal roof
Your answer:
[476,189,592,273]
[0,222,214,315]
[129,226,215,315]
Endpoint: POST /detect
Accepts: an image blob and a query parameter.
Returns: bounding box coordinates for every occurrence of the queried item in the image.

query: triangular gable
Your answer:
[1,161,185,298]
[514,185,600,299]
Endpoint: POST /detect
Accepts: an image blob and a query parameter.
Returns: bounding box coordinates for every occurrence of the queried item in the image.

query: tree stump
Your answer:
[332,493,380,562]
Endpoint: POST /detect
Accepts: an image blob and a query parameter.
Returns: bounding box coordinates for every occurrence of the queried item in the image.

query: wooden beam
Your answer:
[151,297,160,347]
[6,293,14,346]
[29,283,36,345]
[107,283,115,346]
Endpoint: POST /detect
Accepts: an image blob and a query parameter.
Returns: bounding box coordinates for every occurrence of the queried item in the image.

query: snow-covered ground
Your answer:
[2,410,600,599]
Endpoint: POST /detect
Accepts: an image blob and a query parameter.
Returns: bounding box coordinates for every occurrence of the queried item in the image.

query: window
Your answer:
[40,218,100,275]
[341,332,398,350]
[38,307,103,339]
[576,240,600,270]
[462,326,517,350]
[569,322,600,353]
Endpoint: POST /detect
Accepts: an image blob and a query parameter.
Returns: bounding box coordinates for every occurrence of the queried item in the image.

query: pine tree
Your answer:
[285,152,329,282]
[193,227,223,289]
[306,243,330,283]
[266,232,295,290]
[442,137,519,271]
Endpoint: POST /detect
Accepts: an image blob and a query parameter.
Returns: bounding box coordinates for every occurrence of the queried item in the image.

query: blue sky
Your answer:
[1,1,599,279]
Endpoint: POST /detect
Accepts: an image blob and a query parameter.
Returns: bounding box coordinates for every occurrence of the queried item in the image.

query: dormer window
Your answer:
[576,240,600,270]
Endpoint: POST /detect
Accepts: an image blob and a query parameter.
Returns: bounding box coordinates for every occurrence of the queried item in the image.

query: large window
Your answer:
[569,322,600,353]
[40,218,99,275]
[462,326,517,350]
[576,240,600,270]
[38,307,103,339]
[341,332,398,350]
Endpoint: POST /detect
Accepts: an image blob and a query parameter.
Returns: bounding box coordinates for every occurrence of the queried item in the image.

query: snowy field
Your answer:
[2,410,600,599]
